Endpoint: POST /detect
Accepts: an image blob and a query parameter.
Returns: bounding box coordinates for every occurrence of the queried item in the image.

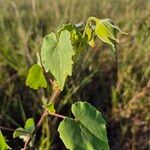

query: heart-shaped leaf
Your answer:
[41,30,75,91]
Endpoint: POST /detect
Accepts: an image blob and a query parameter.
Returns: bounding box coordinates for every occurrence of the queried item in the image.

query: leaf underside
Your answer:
[94,18,118,49]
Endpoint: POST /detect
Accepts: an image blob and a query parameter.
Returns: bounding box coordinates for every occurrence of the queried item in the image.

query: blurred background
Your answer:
[0,0,150,149]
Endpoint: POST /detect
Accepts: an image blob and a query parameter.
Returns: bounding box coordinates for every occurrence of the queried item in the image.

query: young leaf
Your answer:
[13,127,27,138]
[43,102,55,113]
[85,25,96,47]
[13,118,35,139]
[59,23,86,56]
[41,30,75,91]
[13,119,35,144]
[24,118,35,134]
[94,18,118,49]
[58,102,109,150]
[98,18,127,51]
[26,64,47,90]
[0,131,11,150]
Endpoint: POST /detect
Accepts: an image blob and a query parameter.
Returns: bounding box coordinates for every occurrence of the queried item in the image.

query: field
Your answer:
[0,0,150,149]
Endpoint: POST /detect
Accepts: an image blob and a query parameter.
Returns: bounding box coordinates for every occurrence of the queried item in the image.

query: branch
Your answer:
[48,112,66,119]
[0,126,30,135]
[0,126,15,132]
[23,82,60,150]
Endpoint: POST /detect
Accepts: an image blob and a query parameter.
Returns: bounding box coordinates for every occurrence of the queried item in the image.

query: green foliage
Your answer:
[23,16,125,149]
[1,0,149,149]
[28,17,125,91]
[85,25,95,47]
[26,64,47,89]
[95,18,118,46]
[41,30,75,91]
[85,17,127,51]
[85,17,117,50]
[58,23,86,55]
[0,131,10,150]
[58,102,109,150]
[24,118,35,134]
[13,128,26,138]
[43,102,55,113]
[13,118,35,140]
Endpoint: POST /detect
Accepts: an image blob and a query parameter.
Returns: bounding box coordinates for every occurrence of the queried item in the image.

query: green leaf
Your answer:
[13,127,27,138]
[41,30,75,90]
[58,102,109,150]
[13,118,35,139]
[59,23,86,56]
[24,118,35,134]
[13,119,35,144]
[94,18,118,48]
[43,102,55,113]
[26,64,47,90]
[0,131,11,150]
[98,18,127,51]
[85,25,95,47]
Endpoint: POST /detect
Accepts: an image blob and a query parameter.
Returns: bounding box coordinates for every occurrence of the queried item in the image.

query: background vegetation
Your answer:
[0,0,150,149]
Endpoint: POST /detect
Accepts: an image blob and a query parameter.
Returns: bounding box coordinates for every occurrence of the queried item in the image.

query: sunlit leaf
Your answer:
[85,25,96,47]
[24,118,35,134]
[26,64,47,89]
[41,30,75,90]
[94,18,118,48]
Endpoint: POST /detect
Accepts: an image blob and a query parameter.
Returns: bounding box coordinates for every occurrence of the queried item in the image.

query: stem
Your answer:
[0,126,30,135]
[82,16,96,38]
[48,112,66,119]
[23,81,60,150]
[82,18,90,38]
[0,126,15,132]
[50,82,60,103]
[23,110,66,150]
[23,16,97,149]
[23,111,47,150]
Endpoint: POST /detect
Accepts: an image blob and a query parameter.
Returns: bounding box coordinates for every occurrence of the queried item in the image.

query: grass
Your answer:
[0,0,150,149]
